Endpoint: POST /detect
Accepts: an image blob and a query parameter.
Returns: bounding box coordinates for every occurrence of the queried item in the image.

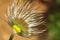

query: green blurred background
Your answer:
[48,0,60,40]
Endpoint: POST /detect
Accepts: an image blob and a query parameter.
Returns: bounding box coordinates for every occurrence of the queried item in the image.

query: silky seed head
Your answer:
[7,0,48,37]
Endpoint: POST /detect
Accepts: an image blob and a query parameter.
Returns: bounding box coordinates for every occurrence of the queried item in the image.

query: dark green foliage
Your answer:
[48,0,60,40]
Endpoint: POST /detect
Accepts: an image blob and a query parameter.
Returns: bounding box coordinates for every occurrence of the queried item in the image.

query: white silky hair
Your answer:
[6,0,47,37]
